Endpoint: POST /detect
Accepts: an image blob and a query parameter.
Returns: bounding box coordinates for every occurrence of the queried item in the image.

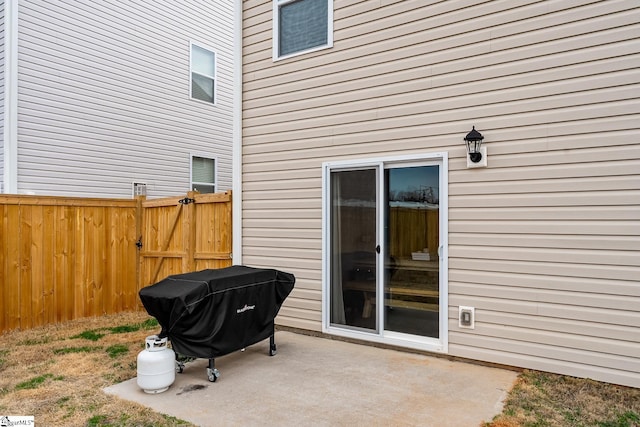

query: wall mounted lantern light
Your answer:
[464,126,487,168]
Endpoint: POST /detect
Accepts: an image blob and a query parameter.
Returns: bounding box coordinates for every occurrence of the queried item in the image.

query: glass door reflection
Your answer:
[329,168,378,331]
[384,165,440,338]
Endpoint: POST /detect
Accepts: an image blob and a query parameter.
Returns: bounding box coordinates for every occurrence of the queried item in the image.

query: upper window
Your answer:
[191,155,216,194]
[190,43,216,104]
[274,0,333,60]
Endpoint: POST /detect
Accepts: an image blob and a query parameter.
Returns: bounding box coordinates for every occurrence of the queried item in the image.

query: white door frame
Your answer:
[322,152,449,354]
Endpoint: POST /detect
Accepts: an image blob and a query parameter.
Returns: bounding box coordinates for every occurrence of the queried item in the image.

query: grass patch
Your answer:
[107,324,140,334]
[15,373,54,390]
[487,370,640,427]
[598,411,640,427]
[86,414,108,427]
[72,330,106,341]
[105,344,129,358]
[141,317,159,329]
[18,337,53,346]
[0,312,192,426]
[53,346,99,355]
[57,396,71,405]
[87,413,175,427]
[86,318,159,336]
[161,414,193,426]
[0,349,8,370]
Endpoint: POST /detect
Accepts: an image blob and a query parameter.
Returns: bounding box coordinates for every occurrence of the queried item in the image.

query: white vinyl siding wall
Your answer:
[15,0,234,198]
[241,0,640,387]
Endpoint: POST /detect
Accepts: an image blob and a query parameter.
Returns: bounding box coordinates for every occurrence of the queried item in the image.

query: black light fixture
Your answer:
[464,126,484,163]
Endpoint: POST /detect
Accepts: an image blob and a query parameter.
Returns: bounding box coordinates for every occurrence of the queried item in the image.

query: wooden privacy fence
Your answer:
[0,191,232,334]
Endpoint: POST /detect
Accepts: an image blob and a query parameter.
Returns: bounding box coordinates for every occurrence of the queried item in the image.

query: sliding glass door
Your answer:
[325,155,447,352]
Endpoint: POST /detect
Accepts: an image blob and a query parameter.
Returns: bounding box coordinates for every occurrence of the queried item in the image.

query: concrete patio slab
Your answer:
[105,331,518,427]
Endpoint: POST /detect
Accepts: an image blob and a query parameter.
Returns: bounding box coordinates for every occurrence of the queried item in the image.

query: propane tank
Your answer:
[137,335,176,394]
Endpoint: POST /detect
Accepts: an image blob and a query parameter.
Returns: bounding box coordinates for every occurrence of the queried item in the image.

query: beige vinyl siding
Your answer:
[241,0,640,387]
[15,1,234,198]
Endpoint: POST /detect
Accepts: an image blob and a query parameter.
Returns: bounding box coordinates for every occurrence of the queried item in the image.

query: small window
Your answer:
[191,156,216,194]
[274,0,333,60]
[190,43,216,103]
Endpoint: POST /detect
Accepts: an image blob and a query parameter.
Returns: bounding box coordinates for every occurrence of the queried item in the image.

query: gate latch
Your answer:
[179,197,195,205]
[135,237,143,249]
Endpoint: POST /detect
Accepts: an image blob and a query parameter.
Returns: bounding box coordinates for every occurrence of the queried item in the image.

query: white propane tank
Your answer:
[136,335,176,394]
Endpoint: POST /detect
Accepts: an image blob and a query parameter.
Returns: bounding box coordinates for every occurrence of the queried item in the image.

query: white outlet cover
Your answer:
[459,306,475,329]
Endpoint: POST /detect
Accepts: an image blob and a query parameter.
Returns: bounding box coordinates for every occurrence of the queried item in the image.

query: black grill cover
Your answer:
[139,266,295,359]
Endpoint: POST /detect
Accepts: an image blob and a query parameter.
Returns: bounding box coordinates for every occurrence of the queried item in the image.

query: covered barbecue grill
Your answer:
[139,265,295,382]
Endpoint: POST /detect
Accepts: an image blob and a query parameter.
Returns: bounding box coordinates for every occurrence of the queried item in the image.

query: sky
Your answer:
[388,165,439,202]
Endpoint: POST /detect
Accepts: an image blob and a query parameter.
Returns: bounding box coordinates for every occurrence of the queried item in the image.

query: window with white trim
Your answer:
[190,43,216,103]
[191,156,216,193]
[274,0,333,59]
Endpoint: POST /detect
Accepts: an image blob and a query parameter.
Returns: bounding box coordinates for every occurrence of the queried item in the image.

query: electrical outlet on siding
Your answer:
[459,306,475,329]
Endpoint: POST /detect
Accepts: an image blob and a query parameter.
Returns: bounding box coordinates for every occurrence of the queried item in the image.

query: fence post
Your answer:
[183,191,198,273]
[135,195,145,298]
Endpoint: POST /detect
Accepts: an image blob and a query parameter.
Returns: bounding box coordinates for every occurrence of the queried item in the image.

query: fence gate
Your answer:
[138,191,232,288]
